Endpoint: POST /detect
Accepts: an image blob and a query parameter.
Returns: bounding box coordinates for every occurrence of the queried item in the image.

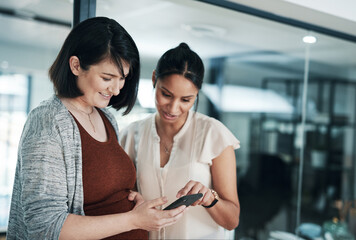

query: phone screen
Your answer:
[163,193,203,210]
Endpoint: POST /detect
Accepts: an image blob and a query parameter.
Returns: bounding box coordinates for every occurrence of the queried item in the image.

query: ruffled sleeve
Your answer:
[195,116,240,165]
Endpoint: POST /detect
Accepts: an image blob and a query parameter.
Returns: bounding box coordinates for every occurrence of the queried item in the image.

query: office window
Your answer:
[0,74,29,231]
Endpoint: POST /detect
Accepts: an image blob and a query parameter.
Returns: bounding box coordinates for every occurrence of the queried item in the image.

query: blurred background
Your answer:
[0,0,356,239]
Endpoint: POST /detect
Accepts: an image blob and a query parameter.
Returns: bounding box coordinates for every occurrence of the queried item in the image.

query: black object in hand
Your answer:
[164,193,203,210]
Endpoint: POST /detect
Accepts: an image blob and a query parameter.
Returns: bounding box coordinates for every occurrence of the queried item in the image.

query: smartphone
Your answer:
[163,193,203,210]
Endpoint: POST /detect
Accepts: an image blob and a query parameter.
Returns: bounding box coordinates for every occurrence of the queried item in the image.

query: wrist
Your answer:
[125,210,138,231]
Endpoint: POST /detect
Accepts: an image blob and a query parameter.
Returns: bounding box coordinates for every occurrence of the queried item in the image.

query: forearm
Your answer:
[59,197,186,240]
[208,146,240,230]
[59,212,136,240]
[206,198,240,230]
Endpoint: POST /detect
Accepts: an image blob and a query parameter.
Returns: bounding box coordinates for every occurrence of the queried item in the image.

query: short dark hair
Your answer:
[49,17,140,114]
[154,42,204,110]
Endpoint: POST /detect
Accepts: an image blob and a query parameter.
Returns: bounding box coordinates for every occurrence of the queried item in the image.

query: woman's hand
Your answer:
[128,190,145,207]
[177,147,240,230]
[129,196,186,231]
[176,180,215,207]
[60,195,186,240]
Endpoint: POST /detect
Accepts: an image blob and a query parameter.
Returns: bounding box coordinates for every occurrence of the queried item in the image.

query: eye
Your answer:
[103,77,111,81]
[182,98,191,103]
[162,91,171,97]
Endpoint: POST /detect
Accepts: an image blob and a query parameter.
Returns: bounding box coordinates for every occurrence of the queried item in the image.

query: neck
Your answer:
[66,98,94,114]
[155,118,179,138]
[63,98,96,133]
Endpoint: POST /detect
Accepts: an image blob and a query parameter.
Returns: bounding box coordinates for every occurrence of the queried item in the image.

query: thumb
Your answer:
[128,191,137,201]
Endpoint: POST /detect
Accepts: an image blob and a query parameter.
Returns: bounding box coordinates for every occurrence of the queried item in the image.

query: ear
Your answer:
[151,70,156,88]
[69,56,81,76]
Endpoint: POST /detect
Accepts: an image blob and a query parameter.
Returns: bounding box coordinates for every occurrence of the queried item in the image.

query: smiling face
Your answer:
[154,73,198,127]
[70,56,130,108]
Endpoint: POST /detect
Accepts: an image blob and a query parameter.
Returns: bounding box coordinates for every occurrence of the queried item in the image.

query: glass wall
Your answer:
[97,1,356,239]
[0,0,72,233]
[0,0,355,239]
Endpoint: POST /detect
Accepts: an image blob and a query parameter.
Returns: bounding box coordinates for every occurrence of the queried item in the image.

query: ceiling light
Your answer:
[303,35,317,44]
[181,23,226,38]
[202,84,294,113]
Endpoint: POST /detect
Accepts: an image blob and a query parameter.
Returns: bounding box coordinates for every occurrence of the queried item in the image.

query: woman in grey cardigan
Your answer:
[7,17,186,240]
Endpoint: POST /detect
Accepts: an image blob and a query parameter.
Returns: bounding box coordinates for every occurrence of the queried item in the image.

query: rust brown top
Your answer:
[73,109,148,240]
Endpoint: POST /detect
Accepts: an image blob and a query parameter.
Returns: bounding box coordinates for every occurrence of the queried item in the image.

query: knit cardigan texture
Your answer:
[7,95,119,240]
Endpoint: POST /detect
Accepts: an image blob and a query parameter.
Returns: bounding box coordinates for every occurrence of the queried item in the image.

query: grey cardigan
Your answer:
[7,95,120,240]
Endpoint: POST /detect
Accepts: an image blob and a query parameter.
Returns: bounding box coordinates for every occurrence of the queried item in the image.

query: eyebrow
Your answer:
[161,86,196,98]
[102,72,129,78]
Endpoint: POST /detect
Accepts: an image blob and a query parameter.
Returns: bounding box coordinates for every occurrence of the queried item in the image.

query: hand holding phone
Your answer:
[163,193,203,210]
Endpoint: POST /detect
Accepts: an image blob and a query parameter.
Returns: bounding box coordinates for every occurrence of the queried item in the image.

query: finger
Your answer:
[149,206,187,231]
[160,207,187,227]
[192,188,210,206]
[200,190,213,206]
[147,196,168,208]
[128,191,137,201]
[189,183,204,195]
[192,196,205,206]
[162,205,186,218]
[186,183,207,206]
[176,180,197,198]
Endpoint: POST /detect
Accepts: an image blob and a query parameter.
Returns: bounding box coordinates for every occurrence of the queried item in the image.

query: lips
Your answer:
[100,92,112,100]
[163,111,178,120]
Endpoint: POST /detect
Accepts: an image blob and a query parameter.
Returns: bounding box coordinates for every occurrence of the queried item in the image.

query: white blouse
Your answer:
[119,110,240,239]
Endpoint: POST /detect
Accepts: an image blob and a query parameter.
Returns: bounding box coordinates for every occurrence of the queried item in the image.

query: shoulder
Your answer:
[192,111,240,150]
[31,95,64,116]
[24,96,69,138]
[18,96,75,161]
[192,112,226,131]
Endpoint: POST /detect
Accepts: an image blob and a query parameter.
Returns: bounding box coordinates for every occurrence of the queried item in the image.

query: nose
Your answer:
[168,99,179,113]
[109,79,125,96]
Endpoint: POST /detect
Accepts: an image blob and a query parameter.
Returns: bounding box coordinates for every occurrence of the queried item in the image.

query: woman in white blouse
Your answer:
[120,42,240,239]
